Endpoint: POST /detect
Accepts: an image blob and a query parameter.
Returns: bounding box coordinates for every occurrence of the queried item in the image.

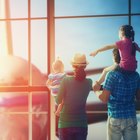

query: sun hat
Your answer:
[71,53,89,66]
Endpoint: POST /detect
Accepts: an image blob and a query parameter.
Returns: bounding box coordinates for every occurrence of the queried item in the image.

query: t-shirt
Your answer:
[104,70,140,118]
[55,76,92,128]
[48,73,66,95]
[116,38,138,71]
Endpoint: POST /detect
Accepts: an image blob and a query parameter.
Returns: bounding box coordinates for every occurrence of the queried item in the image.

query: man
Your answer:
[93,68,140,140]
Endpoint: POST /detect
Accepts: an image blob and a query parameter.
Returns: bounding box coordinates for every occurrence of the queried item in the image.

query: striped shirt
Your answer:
[104,70,140,118]
[48,73,66,94]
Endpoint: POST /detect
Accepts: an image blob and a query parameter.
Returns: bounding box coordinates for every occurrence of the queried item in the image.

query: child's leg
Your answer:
[93,64,118,91]
[55,100,64,117]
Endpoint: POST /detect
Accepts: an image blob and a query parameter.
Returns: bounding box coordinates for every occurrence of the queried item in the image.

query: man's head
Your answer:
[112,48,120,64]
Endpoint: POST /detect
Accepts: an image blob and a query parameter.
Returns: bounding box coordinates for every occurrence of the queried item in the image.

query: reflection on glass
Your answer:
[0,92,28,111]
[31,0,47,17]
[32,91,48,140]
[32,114,48,139]
[9,0,28,18]
[132,0,140,13]
[55,0,128,16]
[55,17,128,70]
[32,92,48,112]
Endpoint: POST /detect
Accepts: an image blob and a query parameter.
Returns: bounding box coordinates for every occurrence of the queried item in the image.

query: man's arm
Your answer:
[94,89,111,103]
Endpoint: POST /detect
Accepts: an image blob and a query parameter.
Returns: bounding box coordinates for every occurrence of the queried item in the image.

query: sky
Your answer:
[55,0,140,75]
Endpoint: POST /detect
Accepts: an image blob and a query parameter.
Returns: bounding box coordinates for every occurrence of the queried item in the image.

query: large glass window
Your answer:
[0,0,49,140]
[31,0,47,17]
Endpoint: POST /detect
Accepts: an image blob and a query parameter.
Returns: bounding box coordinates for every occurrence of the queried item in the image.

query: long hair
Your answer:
[120,25,136,56]
[73,66,86,81]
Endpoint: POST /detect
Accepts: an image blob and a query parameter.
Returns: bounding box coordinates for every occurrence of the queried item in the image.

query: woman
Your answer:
[55,53,93,140]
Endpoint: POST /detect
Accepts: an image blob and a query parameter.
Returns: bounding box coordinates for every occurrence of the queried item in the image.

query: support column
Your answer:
[47,0,56,139]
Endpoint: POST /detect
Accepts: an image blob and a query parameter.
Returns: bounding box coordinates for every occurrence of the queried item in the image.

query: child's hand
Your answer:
[93,81,101,91]
[90,50,98,57]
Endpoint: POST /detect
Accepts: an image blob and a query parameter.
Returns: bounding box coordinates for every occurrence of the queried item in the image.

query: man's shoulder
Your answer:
[108,70,140,80]
[107,70,120,77]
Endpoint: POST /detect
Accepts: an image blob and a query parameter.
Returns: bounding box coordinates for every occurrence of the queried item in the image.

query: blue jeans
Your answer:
[58,127,88,140]
[107,117,138,140]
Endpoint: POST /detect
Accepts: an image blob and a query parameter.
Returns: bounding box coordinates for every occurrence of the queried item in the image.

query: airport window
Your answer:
[0,0,140,140]
[0,0,49,140]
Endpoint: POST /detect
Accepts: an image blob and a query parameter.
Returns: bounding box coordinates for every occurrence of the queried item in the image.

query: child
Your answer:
[46,58,66,116]
[90,25,140,89]
[90,25,140,90]
[90,25,140,70]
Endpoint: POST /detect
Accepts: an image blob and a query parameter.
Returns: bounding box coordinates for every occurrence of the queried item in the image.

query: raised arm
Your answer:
[94,90,110,103]
[90,44,117,57]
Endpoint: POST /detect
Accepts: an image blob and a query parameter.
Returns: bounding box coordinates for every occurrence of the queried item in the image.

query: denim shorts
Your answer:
[58,127,88,140]
[107,117,138,140]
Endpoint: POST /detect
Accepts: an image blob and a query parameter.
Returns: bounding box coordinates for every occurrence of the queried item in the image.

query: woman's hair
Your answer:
[73,66,86,81]
[120,25,136,55]
[113,48,120,64]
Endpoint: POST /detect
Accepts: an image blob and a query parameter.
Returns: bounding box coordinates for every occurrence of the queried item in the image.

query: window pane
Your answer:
[31,0,47,17]
[132,0,140,13]
[0,92,28,111]
[9,0,28,18]
[32,92,48,112]
[55,0,128,16]
[0,55,29,86]
[31,20,48,75]
[132,16,140,74]
[32,92,48,140]
[55,17,128,71]
[11,21,28,60]
[0,54,46,86]
[0,21,9,55]
[32,114,48,139]
[0,0,6,19]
